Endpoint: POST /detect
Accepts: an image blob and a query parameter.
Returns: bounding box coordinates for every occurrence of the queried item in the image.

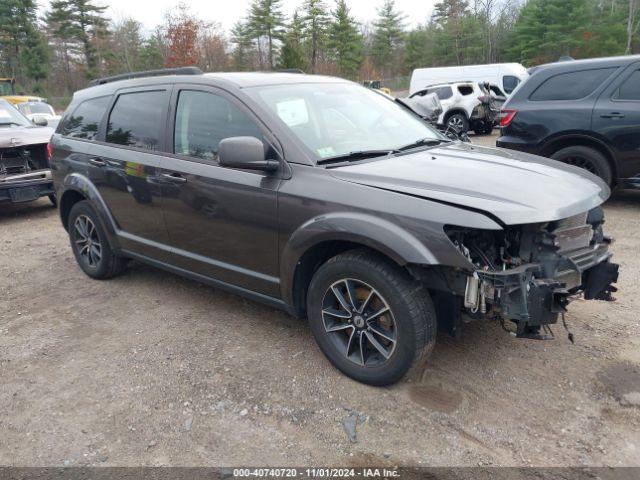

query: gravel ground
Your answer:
[1,133,639,467]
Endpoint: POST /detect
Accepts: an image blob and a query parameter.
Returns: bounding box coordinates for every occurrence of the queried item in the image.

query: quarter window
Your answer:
[503,76,520,94]
[60,96,111,140]
[426,86,453,100]
[174,90,263,162]
[106,90,168,150]
[614,70,640,100]
[530,68,616,101]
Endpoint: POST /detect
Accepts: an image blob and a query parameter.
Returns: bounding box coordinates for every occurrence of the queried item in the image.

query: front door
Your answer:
[160,87,282,297]
[592,62,640,185]
[89,87,172,261]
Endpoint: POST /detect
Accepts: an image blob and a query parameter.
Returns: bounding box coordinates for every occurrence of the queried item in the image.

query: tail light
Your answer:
[500,109,517,128]
[46,142,53,164]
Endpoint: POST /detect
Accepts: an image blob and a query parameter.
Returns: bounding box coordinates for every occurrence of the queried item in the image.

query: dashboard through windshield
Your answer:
[248,82,443,162]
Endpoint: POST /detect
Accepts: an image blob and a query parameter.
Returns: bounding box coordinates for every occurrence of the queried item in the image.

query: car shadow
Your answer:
[0,198,56,224]
[608,188,640,207]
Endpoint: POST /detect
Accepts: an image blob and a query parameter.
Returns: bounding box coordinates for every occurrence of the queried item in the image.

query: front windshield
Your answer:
[18,102,54,116]
[248,82,444,161]
[0,99,31,128]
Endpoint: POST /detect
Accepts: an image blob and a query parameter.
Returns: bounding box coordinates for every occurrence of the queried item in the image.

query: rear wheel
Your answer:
[551,146,613,185]
[307,250,436,386]
[68,200,127,279]
[446,113,469,134]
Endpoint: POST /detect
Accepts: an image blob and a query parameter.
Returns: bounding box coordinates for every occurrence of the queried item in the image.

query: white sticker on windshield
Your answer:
[0,108,11,119]
[276,99,309,127]
[317,147,336,158]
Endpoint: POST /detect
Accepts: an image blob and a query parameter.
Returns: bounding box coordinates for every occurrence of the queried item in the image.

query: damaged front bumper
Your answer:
[467,241,619,337]
[0,169,54,203]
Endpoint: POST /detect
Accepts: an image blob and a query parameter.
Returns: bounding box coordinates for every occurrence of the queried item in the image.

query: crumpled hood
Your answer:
[0,126,54,149]
[328,142,610,225]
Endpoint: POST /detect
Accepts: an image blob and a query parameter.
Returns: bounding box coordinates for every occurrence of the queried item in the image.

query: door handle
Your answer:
[89,157,106,167]
[600,112,625,119]
[161,172,187,184]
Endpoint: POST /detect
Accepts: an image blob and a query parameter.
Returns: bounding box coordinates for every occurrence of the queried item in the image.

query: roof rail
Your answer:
[88,67,203,87]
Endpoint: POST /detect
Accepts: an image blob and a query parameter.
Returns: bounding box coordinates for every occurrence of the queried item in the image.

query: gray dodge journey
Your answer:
[51,68,618,385]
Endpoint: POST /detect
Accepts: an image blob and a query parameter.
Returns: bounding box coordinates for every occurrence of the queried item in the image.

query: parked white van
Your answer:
[410,63,529,97]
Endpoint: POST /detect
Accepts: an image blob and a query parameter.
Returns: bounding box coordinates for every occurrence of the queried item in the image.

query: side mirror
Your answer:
[33,117,48,127]
[218,136,278,172]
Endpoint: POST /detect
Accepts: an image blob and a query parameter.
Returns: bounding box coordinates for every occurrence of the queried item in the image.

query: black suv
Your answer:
[497,55,640,188]
[51,68,618,386]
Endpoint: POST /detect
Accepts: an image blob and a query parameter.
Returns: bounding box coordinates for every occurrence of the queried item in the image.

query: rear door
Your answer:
[89,86,172,261]
[592,62,640,184]
[159,85,282,297]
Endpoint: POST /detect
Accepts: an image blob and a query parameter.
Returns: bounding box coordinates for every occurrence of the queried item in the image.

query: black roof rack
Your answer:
[88,67,203,87]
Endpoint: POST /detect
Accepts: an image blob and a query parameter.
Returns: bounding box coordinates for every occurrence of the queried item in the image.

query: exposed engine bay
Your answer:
[438,207,619,340]
[0,144,49,181]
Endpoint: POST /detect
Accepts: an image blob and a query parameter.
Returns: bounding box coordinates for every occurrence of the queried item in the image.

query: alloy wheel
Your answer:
[563,156,598,175]
[448,116,464,130]
[74,215,102,267]
[321,278,397,367]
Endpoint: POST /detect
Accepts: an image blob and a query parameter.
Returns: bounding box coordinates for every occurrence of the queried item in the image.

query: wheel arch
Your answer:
[443,108,469,121]
[59,173,120,247]
[540,133,618,184]
[280,213,439,318]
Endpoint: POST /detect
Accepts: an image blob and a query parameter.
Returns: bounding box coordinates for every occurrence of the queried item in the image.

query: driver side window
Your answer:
[174,90,263,163]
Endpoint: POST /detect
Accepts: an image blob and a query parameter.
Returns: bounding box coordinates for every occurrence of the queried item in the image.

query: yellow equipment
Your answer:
[0,77,44,105]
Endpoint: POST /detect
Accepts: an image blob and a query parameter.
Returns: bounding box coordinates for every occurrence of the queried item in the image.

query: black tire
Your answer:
[446,113,469,134]
[67,200,127,279]
[48,194,57,207]
[307,249,436,386]
[551,146,613,185]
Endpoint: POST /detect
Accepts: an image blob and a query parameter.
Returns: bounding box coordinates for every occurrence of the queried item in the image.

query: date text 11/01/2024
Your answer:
[232,468,400,478]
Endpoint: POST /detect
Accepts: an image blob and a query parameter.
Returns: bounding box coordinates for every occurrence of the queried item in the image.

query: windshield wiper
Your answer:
[0,121,23,127]
[397,138,451,152]
[317,149,396,165]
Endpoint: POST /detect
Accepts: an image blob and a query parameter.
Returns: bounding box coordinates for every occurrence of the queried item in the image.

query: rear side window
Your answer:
[174,90,263,162]
[614,70,640,100]
[60,96,110,140]
[503,76,520,94]
[106,90,168,151]
[458,85,473,96]
[428,86,453,100]
[530,68,616,101]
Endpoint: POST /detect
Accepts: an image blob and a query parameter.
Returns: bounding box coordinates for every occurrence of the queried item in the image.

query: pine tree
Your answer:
[46,0,109,78]
[509,0,592,64]
[0,0,49,85]
[302,0,330,73]
[278,10,308,71]
[231,21,256,70]
[248,0,286,69]
[326,0,364,78]
[370,0,406,73]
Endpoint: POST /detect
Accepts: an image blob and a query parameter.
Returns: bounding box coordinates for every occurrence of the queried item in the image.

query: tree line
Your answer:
[0,0,638,103]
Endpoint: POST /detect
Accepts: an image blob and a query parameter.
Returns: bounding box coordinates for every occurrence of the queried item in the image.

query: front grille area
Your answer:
[552,213,592,253]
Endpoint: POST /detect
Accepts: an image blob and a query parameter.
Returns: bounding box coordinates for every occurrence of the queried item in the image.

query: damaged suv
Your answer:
[0,98,55,205]
[51,69,618,386]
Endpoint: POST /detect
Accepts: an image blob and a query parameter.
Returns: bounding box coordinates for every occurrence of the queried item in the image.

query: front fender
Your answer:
[280,212,440,306]
[60,172,120,248]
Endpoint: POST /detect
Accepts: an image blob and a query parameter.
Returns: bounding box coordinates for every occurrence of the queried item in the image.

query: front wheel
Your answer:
[307,250,437,386]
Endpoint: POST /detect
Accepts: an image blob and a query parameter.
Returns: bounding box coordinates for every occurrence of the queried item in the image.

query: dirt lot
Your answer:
[2,133,640,467]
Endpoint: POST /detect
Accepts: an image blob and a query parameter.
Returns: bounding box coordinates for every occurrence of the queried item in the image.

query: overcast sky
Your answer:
[37,0,438,34]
